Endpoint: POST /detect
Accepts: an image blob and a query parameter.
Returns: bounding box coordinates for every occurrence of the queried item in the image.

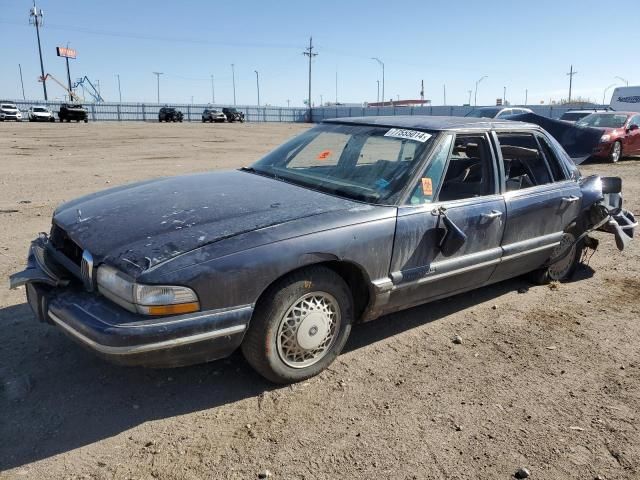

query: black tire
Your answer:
[241,266,354,384]
[84,119,88,123]
[529,229,583,284]
[610,141,622,163]
[49,117,55,122]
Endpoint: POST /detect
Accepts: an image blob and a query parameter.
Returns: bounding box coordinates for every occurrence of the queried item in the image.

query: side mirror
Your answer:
[628,124,639,131]
[438,214,467,257]
[601,176,622,194]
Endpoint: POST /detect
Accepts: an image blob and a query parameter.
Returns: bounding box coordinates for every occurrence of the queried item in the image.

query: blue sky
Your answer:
[1,0,638,107]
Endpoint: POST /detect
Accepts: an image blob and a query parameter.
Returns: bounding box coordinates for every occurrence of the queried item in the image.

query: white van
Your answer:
[610,86,640,113]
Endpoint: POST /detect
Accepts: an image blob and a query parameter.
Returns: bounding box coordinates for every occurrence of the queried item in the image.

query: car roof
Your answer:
[322,115,539,131]
[564,109,609,113]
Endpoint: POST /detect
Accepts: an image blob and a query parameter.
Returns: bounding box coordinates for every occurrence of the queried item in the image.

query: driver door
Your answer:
[386,132,506,311]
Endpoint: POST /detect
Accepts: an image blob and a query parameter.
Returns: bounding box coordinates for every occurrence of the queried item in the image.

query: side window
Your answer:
[409,134,453,204]
[536,134,567,181]
[630,115,640,127]
[496,109,511,118]
[409,134,495,203]
[497,133,553,191]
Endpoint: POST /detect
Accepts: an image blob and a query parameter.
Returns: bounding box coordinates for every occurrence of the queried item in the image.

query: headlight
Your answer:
[600,134,611,143]
[97,265,200,316]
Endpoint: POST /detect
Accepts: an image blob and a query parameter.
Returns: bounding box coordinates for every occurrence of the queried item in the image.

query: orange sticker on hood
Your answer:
[317,150,332,160]
[421,177,433,196]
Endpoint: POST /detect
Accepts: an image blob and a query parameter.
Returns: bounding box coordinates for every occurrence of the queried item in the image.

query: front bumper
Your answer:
[10,239,251,367]
[592,142,615,158]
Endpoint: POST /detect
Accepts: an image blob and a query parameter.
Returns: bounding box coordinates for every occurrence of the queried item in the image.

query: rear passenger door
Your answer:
[387,132,506,311]
[627,115,640,154]
[490,130,582,282]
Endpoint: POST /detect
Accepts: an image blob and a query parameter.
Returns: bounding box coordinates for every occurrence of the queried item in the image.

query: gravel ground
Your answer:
[0,122,639,480]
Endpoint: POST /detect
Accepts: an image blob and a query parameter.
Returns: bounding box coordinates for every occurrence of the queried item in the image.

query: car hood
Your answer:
[52,170,363,275]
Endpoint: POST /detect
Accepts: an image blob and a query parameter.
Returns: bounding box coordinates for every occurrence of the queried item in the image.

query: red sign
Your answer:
[56,47,77,59]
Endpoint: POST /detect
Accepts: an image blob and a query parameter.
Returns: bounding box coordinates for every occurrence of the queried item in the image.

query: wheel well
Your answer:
[253,261,372,323]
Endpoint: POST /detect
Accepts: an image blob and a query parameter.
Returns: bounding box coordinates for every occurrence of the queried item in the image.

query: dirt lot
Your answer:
[1,122,639,480]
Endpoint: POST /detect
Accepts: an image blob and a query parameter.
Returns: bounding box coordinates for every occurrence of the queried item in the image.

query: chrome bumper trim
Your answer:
[48,310,246,356]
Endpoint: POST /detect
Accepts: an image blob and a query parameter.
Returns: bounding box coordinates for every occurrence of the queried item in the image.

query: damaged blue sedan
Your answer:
[10,117,636,383]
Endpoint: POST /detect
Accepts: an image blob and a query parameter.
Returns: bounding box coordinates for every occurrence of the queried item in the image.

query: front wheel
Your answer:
[530,230,583,284]
[610,141,622,163]
[241,266,354,384]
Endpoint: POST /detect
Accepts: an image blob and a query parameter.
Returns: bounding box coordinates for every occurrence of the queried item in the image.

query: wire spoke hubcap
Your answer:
[276,292,341,369]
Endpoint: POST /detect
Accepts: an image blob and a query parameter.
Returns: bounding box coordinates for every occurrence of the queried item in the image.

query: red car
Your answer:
[578,112,640,162]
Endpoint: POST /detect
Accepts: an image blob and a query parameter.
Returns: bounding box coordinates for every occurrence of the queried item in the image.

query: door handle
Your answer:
[481,209,503,220]
[561,195,580,204]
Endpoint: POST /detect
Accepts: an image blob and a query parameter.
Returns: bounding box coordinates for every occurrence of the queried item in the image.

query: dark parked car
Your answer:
[10,117,636,383]
[222,107,245,122]
[158,107,183,122]
[58,104,88,123]
[202,108,226,123]
[559,109,609,124]
[576,112,640,163]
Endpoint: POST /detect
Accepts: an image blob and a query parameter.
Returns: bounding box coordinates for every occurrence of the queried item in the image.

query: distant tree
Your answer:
[558,96,596,107]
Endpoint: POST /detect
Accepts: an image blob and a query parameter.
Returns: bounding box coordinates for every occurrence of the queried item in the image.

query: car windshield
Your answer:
[560,112,590,121]
[250,123,435,204]
[33,107,47,112]
[2,104,17,109]
[465,108,501,118]
[576,113,628,128]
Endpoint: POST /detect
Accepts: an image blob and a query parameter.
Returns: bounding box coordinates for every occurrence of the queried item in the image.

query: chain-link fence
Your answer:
[3,99,308,122]
[3,99,607,123]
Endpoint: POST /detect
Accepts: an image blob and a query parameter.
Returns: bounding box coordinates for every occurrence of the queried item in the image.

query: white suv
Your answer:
[28,105,55,122]
[0,103,23,122]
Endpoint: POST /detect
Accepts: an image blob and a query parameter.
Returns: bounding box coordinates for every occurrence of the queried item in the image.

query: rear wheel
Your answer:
[241,266,354,384]
[530,230,583,284]
[610,141,622,163]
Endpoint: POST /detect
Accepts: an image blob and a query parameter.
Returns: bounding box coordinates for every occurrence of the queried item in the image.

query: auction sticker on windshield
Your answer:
[384,128,432,143]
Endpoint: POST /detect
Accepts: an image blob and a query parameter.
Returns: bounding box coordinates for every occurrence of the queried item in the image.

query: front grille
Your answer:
[50,224,83,266]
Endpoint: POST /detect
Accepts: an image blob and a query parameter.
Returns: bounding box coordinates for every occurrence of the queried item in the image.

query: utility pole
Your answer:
[18,64,26,100]
[335,71,338,104]
[443,84,447,106]
[29,2,47,101]
[287,99,290,108]
[210,74,215,103]
[525,89,528,105]
[567,65,577,103]
[474,75,487,106]
[116,74,122,102]
[303,36,317,111]
[231,64,236,105]
[467,90,472,105]
[503,86,506,105]
[152,72,163,103]
[254,70,260,107]
[320,94,323,106]
[372,57,385,106]
[376,80,380,103]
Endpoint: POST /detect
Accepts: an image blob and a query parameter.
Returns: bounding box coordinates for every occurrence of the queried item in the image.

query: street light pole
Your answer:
[474,75,487,106]
[29,2,47,101]
[614,76,629,87]
[603,83,616,105]
[467,90,472,105]
[376,80,380,103]
[231,64,236,105]
[116,74,122,103]
[19,64,26,100]
[254,70,260,107]
[152,72,163,103]
[525,89,528,105]
[210,74,215,104]
[372,58,385,106]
